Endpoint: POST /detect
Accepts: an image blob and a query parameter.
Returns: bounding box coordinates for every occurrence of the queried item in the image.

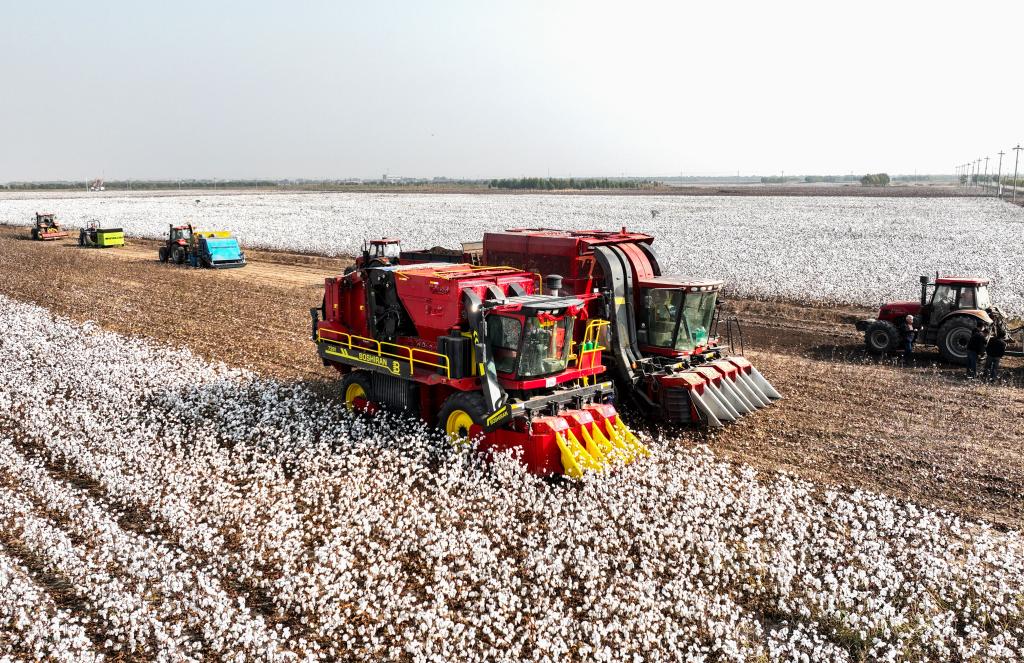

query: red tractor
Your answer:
[856,275,1015,363]
[30,212,69,241]
[159,224,194,264]
[311,256,645,478]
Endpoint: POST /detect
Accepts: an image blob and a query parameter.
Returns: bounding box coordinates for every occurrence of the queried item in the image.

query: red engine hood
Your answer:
[879,301,922,319]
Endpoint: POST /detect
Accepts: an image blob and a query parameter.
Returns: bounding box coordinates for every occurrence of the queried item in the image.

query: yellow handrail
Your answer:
[576,319,610,368]
[317,328,451,378]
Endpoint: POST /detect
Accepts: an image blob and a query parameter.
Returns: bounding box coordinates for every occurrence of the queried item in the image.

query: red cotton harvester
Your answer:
[310,244,647,478]
[479,228,781,428]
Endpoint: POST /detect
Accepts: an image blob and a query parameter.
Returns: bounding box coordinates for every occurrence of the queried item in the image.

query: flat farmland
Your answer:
[3,190,1024,314]
[0,192,1022,660]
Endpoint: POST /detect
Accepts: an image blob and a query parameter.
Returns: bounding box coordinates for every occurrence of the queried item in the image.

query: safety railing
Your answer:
[317,328,451,378]
[575,319,610,368]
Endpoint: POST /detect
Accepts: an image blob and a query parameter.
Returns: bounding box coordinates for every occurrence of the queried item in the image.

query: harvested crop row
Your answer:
[0,295,1021,660]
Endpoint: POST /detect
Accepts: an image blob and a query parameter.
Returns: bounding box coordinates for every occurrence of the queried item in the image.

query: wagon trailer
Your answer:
[311,257,647,478]
[157,224,246,268]
[78,222,125,248]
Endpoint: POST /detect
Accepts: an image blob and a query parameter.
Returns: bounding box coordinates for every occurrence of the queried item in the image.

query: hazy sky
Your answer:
[3,0,1022,181]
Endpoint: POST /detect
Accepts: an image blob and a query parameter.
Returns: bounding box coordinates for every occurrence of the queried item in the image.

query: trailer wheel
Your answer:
[437,392,487,444]
[864,320,900,354]
[937,316,976,365]
[341,371,375,412]
[158,247,169,263]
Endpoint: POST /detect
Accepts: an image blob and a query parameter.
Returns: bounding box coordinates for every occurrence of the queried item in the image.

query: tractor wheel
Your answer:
[341,371,375,412]
[864,320,900,354]
[937,316,977,365]
[172,246,186,265]
[30,228,39,241]
[436,392,488,445]
[158,247,169,263]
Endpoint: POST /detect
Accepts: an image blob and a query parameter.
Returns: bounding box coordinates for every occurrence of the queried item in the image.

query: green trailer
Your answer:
[79,225,125,248]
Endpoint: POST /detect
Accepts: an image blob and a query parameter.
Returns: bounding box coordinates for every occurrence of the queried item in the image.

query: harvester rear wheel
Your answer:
[864,320,900,354]
[437,392,487,445]
[341,371,374,412]
[937,316,975,365]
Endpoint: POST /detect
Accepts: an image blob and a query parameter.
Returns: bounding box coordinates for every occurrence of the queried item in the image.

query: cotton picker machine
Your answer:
[311,255,647,478]
[30,213,69,241]
[382,229,780,429]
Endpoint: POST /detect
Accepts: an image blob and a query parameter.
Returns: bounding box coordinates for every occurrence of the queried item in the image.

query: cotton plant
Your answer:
[2,192,1022,315]
[0,294,1021,661]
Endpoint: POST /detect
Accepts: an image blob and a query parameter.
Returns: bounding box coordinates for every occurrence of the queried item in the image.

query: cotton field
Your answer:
[0,294,1020,661]
[2,191,1023,315]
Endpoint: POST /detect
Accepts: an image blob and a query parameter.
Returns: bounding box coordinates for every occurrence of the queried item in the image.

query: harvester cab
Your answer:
[481,228,780,428]
[857,275,1010,363]
[31,212,69,241]
[311,256,646,478]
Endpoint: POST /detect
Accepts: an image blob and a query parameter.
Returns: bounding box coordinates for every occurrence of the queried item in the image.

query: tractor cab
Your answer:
[920,277,991,327]
[357,237,402,268]
[170,225,193,245]
[35,213,58,229]
[636,277,724,355]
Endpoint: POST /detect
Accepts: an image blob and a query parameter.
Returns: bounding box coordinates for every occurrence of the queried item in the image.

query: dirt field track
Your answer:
[4,224,1023,529]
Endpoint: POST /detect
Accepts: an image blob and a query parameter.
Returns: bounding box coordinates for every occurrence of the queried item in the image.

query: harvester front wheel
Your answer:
[937,316,975,365]
[864,320,900,354]
[437,392,487,445]
[341,371,374,412]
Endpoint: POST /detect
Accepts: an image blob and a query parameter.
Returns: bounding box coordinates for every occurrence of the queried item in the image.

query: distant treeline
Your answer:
[760,175,863,184]
[859,173,891,186]
[2,179,280,190]
[488,177,655,190]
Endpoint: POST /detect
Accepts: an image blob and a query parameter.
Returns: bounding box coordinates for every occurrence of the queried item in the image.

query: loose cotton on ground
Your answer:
[0,296,1020,660]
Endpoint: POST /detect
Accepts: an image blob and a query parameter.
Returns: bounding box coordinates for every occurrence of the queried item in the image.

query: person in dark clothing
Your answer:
[985,332,1007,381]
[901,314,916,365]
[966,324,988,378]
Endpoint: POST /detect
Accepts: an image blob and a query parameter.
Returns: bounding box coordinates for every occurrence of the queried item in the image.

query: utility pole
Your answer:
[983,156,989,191]
[996,151,1005,198]
[1013,145,1022,204]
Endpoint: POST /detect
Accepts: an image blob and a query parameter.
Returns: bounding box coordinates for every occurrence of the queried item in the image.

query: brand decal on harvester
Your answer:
[485,404,511,429]
[324,344,402,375]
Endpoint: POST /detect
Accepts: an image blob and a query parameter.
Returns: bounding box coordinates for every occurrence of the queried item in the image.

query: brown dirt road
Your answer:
[3,225,1023,528]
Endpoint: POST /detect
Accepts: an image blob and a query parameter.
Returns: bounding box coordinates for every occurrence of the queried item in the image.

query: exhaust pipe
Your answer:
[920,275,930,307]
[544,274,563,297]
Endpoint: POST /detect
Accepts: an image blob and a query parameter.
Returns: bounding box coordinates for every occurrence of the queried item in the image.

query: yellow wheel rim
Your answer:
[344,382,367,410]
[445,409,475,443]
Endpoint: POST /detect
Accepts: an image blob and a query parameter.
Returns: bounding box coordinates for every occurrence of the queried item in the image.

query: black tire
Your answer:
[31,228,39,241]
[937,316,977,365]
[340,371,375,411]
[158,247,169,263]
[864,320,901,354]
[172,246,186,265]
[436,392,488,442]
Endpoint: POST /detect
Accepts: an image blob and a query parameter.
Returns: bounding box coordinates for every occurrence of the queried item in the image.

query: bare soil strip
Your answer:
[3,225,1023,528]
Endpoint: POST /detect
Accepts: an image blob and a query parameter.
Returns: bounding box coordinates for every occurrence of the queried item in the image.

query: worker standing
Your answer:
[902,314,916,365]
[966,324,988,379]
[985,332,1007,382]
